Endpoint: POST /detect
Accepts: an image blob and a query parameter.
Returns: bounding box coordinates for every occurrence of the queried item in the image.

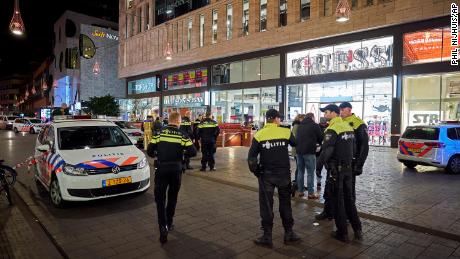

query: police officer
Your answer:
[147,112,197,244]
[197,113,220,171]
[339,102,369,200]
[316,104,362,242]
[248,109,301,248]
[193,114,203,151]
[180,111,194,170]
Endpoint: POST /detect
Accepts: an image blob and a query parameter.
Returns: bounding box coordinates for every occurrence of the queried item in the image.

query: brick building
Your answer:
[119,0,459,147]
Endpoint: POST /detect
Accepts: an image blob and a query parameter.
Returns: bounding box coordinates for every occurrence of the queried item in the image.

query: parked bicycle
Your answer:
[0,160,17,205]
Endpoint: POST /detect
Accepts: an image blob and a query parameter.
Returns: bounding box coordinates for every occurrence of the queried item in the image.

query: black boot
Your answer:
[315,212,333,221]
[159,226,168,244]
[354,230,363,241]
[284,229,301,245]
[331,231,349,243]
[254,228,273,248]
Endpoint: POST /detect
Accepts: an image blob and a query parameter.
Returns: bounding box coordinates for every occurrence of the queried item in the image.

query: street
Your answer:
[2,131,460,258]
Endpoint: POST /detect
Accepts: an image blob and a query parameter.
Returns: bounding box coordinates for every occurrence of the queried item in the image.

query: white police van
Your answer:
[34,118,150,207]
[397,124,460,174]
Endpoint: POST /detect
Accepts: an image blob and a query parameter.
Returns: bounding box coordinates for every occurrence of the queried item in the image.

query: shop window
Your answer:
[403,27,454,65]
[261,55,280,80]
[128,77,157,95]
[287,36,393,77]
[260,0,267,31]
[230,62,243,83]
[402,74,441,129]
[212,10,218,44]
[300,0,310,21]
[441,73,460,122]
[279,0,287,27]
[124,97,160,121]
[199,14,205,47]
[287,85,305,121]
[364,78,392,146]
[242,0,249,36]
[212,89,243,123]
[226,5,233,40]
[187,18,192,50]
[243,59,261,82]
[164,68,208,90]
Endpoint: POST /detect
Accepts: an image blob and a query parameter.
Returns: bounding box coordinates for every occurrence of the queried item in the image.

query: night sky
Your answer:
[0,0,119,78]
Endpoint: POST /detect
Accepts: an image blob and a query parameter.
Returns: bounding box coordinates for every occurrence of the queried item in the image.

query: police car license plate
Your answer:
[407,148,422,153]
[102,176,132,187]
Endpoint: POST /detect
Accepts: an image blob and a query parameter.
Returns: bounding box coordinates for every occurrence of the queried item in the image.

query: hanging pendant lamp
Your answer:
[165,43,173,60]
[9,0,25,35]
[335,0,351,23]
[93,60,100,75]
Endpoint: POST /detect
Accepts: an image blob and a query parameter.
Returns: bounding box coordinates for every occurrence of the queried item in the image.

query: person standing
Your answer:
[315,104,362,242]
[291,114,304,196]
[153,117,163,135]
[339,102,369,200]
[248,109,301,248]
[193,114,203,151]
[147,112,197,244]
[197,113,220,171]
[180,111,194,170]
[295,113,323,199]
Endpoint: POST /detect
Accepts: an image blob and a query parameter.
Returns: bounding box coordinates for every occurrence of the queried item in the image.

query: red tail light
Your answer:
[130,132,142,136]
[424,142,445,148]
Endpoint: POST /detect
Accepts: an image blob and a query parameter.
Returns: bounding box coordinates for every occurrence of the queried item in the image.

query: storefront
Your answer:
[122,16,456,147]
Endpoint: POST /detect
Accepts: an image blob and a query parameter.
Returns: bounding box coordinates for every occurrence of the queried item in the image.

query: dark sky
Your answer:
[0,0,119,78]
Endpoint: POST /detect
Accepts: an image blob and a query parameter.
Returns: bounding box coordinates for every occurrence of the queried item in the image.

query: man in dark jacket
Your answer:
[197,113,220,171]
[295,113,323,198]
[180,111,194,170]
[153,117,163,135]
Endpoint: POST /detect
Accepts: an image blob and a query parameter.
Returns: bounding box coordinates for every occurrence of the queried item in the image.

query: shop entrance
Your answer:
[163,106,207,121]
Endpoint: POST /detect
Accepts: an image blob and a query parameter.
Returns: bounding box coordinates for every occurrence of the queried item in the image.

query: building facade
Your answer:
[119,0,458,147]
[52,11,125,112]
[0,75,28,115]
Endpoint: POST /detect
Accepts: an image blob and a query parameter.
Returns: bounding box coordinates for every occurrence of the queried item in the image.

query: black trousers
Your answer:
[321,170,336,218]
[258,174,294,230]
[154,168,182,228]
[333,165,362,236]
[201,142,216,169]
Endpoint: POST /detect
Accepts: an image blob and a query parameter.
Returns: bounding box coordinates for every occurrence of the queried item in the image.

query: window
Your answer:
[199,14,205,47]
[138,7,142,33]
[130,12,135,36]
[164,68,208,90]
[261,56,280,80]
[128,77,157,94]
[351,0,358,9]
[300,0,310,21]
[226,4,233,40]
[59,28,61,43]
[403,27,454,65]
[402,127,439,140]
[125,14,129,38]
[243,59,261,82]
[324,0,331,16]
[279,0,287,27]
[447,128,460,140]
[187,18,192,49]
[58,126,132,150]
[242,0,249,36]
[212,10,218,44]
[260,0,267,31]
[145,3,150,30]
[366,0,374,6]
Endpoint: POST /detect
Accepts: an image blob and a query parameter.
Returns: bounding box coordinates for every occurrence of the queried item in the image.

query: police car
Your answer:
[397,124,460,174]
[34,118,150,207]
[13,118,45,134]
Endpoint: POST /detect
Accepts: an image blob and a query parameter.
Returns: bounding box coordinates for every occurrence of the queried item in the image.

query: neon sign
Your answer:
[92,30,119,41]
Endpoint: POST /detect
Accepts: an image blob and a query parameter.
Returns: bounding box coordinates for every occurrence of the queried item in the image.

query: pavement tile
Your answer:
[419,243,456,258]
[388,242,425,258]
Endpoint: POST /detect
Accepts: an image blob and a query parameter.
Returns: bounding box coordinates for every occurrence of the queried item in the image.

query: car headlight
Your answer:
[63,164,88,176]
[137,158,147,169]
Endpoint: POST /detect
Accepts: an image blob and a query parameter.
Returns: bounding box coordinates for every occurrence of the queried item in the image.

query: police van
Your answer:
[397,123,460,174]
[34,117,150,207]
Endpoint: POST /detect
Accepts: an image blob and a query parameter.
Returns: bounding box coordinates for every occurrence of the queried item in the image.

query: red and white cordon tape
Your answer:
[12,154,44,171]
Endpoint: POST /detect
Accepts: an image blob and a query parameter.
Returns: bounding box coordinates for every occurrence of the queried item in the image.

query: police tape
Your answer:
[12,153,46,171]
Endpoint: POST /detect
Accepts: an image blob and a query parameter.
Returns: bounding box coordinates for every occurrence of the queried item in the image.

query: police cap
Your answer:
[339,102,353,109]
[320,104,340,114]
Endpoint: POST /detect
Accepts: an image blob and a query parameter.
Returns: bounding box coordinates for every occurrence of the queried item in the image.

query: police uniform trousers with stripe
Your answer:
[333,165,361,236]
[259,172,294,230]
[154,163,182,228]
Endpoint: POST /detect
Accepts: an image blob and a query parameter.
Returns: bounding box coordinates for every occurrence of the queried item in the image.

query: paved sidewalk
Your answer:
[12,168,460,259]
[0,190,62,259]
[186,146,460,237]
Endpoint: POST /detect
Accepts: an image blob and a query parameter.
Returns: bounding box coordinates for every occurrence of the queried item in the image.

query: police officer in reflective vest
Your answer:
[147,112,197,244]
[248,109,301,248]
[179,111,194,170]
[316,104,362,242]
[339,102,369,200]
[197,113,220,171]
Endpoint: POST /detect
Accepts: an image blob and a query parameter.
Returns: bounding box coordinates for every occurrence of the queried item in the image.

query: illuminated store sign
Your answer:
[92,30,119,41]
[287,36,393,77]
[403,27,454,65]
[163,93,205,107]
